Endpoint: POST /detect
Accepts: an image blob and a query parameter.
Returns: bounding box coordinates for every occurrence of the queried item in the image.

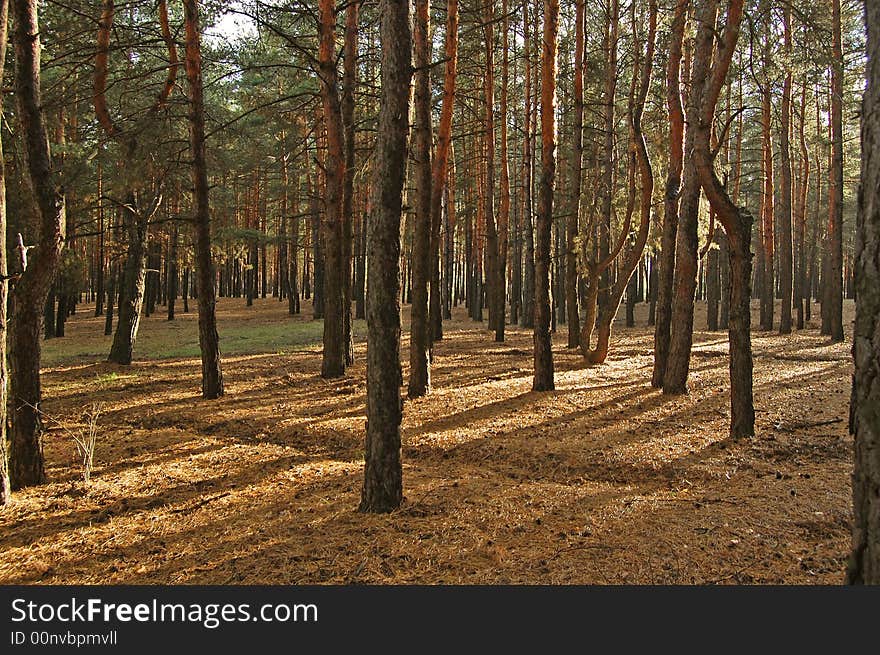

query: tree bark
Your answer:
[566,0,585,348]
[848,0,880,582]
[778,5,793,334]
[691,0,753,439]
[483,4,503,342]
[533,0,558,392]
[430,0,458,340]
[9,0,67,488]
[652,0,687,388]
[663,1,702,395]
[342,0,357,366]
[827,0,845,342]
[759,4,774,331]
[183,0,223,399]
[0,0,9,503]
[318,0,347,378]
[359,0,411,514]
[408,0,432,397]
[521,1,535,329]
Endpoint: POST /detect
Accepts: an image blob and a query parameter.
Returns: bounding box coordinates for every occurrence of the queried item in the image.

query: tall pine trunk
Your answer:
[533,0,558,392]
[183,0,223,399]
[827,0,844,342]
[359,0,411,514]
[652,0,686,388]
[408,0,432,397]
[318,0,347,378]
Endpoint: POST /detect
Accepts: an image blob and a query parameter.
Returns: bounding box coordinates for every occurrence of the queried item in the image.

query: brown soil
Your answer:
[0,298,854,584]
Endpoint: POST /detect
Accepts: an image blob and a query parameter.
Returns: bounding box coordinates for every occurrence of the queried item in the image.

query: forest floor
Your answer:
[0,298,854,584]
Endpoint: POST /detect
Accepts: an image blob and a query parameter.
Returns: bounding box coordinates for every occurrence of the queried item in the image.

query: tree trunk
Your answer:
[498,0,511,336]
[663,44,702,395]
[318,0,347,378]
[108,202,147,365]
[430,0,458,340]
[777,5,793,334]
[759,16,774,331]
[533,0,558,392]
[0,0,9,503]
[827,0,844,342]
[9,0,66,488]
[691,0,753,439]
[652,0,686,388]
[183,0,223,399]
[566,0,584,348]
[521,1,535,329]
[359,0,410,514]
[408,0,431,397]
[483,5,503,342]
[167,218,178,321]
[341,0,357,366]
[848,0,880,582]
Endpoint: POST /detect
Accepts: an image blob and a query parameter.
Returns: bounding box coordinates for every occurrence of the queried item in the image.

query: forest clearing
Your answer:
[0,298,853,585]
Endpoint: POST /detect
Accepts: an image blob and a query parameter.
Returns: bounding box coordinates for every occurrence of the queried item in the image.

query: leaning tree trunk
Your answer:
[183,0,223,399]
[98,0,175,365]
[9,0,66,489]
[581,0,656,366]
[692,0,753,440]
[360,0,411,514]
[848,0,880,583]
[532,0,558,392]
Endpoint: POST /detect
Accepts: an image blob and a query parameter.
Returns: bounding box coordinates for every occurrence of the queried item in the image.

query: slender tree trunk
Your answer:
[580,0,656,365]
[498,0,511,335]
[848,0,880,582]
[318,0,347,378]
[430,0,458,340]
[533,0,558,392]
[359,0,411,514]
[183,0,223,399]
[827,0,844,342]
[408,0,431,397]
[521,1,535,328]
[795,82,810,330]
[778,5,793,334]
[341,0,357,366]
[482,4,503,342]
[759,13,774,331]
[566,0,585,348]
[167,218,178,321]
[104,263,116,335]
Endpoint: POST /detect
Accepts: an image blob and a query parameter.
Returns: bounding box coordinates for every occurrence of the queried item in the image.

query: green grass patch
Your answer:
[42,311,367,367]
